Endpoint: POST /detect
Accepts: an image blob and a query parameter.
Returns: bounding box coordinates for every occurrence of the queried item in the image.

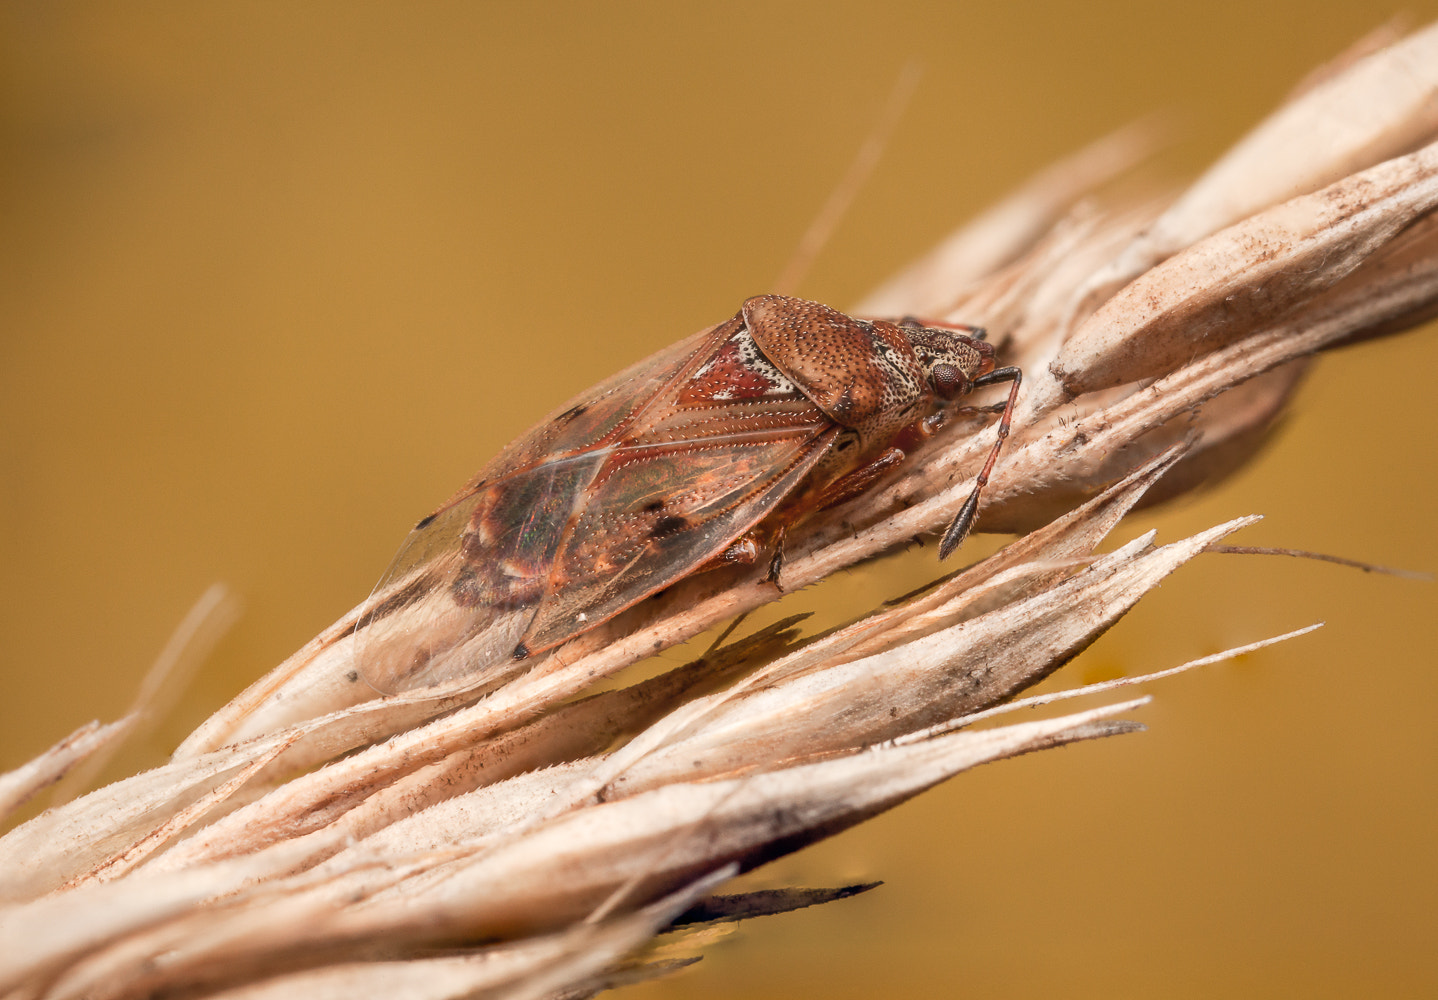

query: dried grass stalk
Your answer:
[3,22,1436,1000]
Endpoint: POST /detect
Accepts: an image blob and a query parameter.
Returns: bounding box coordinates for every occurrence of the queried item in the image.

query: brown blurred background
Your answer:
[2,3,1435,997]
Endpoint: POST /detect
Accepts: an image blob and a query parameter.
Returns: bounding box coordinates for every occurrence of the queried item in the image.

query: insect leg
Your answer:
[813,447,907,512]
[955,400,1009,416]
[693,535,764,573]
[938,366,1022,559]
[766,525,788,590]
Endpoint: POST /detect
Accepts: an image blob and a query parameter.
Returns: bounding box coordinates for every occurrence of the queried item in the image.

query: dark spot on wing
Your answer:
[451,566,483,607]
[555,403,589,424]
[513,642,530,660]
[414,513,437,530]
[643,500,665,512]
[651,515,689,538]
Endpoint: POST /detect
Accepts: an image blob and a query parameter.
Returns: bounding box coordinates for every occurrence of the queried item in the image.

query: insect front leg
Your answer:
[954,400,1010,417]
[811,447,908,512]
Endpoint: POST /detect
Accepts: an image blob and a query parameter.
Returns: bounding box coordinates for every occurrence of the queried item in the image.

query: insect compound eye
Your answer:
[930,362,967,399]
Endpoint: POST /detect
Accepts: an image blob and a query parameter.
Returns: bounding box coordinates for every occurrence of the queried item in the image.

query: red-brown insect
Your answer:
[356,294,1020,693]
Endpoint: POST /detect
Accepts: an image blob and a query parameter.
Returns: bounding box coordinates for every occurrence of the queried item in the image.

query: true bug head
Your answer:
[901,325,995,401]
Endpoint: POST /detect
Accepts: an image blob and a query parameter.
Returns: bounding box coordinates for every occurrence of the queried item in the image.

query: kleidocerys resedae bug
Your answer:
[356,294,1021,693]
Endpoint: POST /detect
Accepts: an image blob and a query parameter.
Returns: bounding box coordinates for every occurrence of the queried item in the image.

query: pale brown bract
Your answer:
[2,21,1437,1000]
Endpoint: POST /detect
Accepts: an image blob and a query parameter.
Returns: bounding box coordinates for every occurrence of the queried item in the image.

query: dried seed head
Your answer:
[4,20,1437,1000]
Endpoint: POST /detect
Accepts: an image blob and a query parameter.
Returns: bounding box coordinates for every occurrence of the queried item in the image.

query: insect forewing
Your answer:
[354,314,839,692]
[355,327,720,693]
[520,419,837,653]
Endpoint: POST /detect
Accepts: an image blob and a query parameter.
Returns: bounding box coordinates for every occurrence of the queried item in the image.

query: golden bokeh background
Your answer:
[2,3,1435,997]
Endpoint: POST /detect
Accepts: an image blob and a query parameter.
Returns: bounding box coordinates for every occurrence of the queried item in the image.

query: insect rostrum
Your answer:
[358,294,1020,693]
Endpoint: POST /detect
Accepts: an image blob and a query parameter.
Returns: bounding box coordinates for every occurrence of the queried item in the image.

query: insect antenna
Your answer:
[938,366,1022,559]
